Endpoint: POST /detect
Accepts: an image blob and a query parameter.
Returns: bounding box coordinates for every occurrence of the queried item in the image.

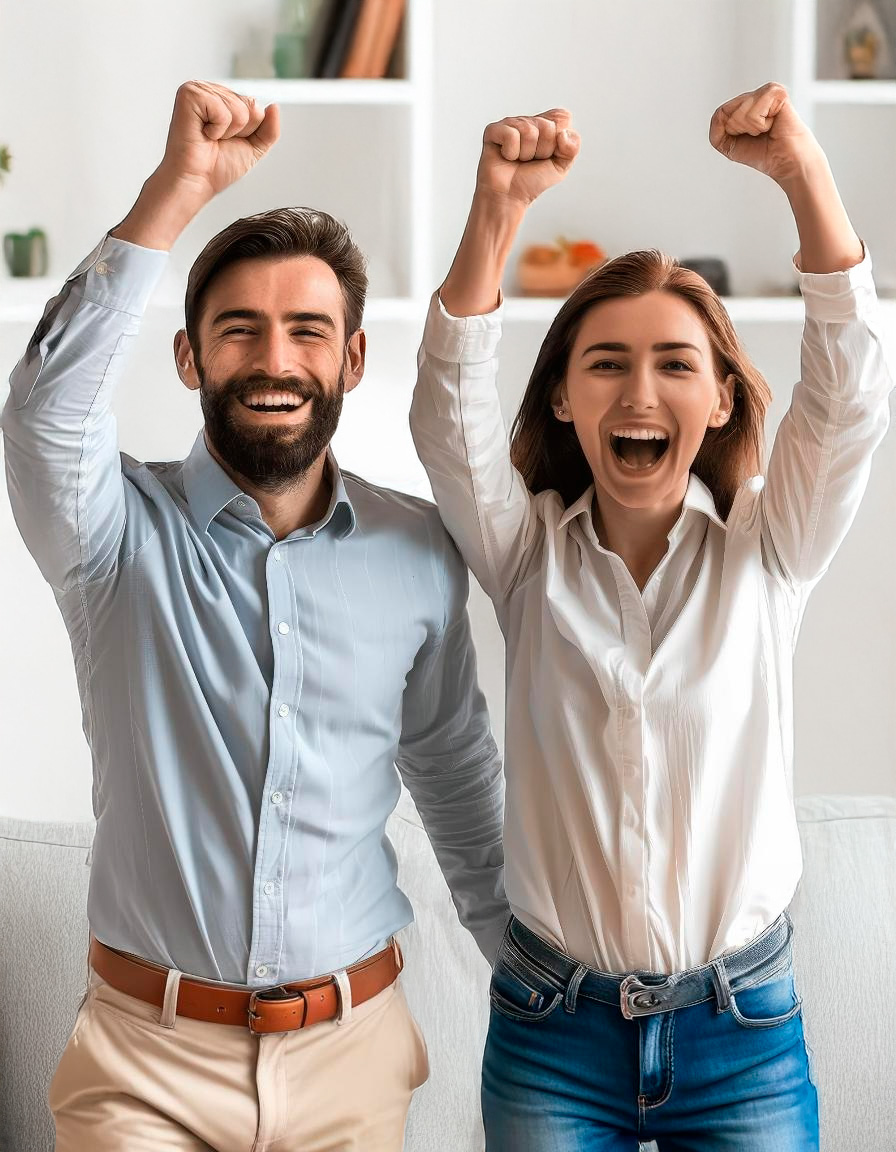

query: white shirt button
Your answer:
[624,808,638,828]
[273,549,282,563]
[277,621,290,635]
[277,703,289,718]
[271,791,284,805]
[95,261,109,276]
[255,964,269,978]
[263,881,275,896]
[237,498,248,509]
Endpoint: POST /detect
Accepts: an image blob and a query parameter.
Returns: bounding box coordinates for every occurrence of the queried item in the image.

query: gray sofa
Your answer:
[2,792,895,1152]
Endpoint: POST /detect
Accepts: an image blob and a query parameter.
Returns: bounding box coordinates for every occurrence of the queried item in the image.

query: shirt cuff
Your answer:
[66,233,169,318]
[797,243,877,323]
[422,290,505,364]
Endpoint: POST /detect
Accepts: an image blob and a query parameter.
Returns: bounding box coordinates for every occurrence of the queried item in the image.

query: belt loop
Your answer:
[710,958,732,1014]
[564,964,588,1015]
[334,969,353,1026]
[159,968,182,1029]
[390,936,404,975]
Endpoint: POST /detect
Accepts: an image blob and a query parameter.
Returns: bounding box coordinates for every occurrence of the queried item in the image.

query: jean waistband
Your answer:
[506,913,792,1020]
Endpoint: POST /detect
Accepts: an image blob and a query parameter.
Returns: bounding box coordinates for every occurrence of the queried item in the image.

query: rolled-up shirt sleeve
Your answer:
[1,235,167,591]
[410,293,541,607]
[762,247,894,601]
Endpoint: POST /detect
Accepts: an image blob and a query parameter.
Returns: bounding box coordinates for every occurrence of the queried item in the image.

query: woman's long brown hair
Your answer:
[509,250,772,519]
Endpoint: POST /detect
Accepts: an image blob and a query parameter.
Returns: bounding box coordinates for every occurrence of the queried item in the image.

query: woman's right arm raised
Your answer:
[410,111,579,605]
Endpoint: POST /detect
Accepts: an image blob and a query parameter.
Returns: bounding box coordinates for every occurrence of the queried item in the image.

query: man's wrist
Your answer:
[111,168,212,251]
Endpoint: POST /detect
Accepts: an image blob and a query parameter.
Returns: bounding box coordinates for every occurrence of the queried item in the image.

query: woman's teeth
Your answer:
[610,429,670,469]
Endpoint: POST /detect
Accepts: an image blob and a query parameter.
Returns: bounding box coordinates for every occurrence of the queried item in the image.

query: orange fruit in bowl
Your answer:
[517,238,607,297]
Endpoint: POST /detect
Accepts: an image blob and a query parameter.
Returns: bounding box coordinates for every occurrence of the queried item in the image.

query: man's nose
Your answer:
[252,330,294,378]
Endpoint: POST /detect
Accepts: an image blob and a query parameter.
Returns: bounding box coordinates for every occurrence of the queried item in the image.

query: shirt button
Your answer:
[255,964,269,978]
[277,621,290,635]
[95,261,109,275]
[627,884,638,898]
[624,808,638,828]
[263,881,275,896]
[271,791,284,805]
[277,703,289,718]
[237,498,248,509]
[273,549,282,563]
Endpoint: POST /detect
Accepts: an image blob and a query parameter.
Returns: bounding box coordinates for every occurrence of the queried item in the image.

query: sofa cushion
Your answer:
[0,817,93,1152]
[1,792,894,1152]
[789,793,896,1152]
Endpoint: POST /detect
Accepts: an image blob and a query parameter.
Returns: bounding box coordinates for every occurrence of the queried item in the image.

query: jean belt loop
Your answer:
[159,968,182,1029]
[710,957,732,1014]
[564,963,588,1014]
[334,968,353,1026]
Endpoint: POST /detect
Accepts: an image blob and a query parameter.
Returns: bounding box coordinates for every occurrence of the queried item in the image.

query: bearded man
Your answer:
[1,81,507,1152]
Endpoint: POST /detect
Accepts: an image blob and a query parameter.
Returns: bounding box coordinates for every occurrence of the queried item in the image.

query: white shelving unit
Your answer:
[0,1,890,331]
[0,0,434,328]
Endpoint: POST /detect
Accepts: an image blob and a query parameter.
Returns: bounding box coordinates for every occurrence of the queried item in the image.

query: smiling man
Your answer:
[1,82,507,1151]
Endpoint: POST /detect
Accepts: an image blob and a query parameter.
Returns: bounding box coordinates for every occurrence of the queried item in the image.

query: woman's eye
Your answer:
[663,360,692,372]
[589,360,622,371]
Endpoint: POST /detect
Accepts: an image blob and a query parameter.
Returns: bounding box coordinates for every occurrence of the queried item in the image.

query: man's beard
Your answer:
[199,368,345,492]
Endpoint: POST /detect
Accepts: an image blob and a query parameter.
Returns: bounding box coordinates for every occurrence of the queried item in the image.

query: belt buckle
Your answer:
[619,974,665,1020]
[248,987,307,1036]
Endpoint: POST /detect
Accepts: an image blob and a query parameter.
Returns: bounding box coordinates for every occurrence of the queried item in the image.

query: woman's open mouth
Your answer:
[609,428,670,471]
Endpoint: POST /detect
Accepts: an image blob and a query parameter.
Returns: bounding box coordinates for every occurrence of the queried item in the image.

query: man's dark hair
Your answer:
[185,207,368,350]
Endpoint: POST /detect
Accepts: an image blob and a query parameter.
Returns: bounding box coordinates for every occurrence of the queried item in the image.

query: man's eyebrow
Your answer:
[210,309,337,329]
[581,341,704,357]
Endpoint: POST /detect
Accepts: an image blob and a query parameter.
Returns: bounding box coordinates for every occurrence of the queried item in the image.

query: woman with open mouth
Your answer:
[410,83,892,1151]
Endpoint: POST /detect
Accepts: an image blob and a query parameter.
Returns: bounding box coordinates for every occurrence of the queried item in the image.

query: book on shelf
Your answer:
[340,0,406,79]
[313,0,363,78]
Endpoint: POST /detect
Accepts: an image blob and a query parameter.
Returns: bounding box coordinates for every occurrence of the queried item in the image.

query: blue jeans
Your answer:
[481,915,818,1151]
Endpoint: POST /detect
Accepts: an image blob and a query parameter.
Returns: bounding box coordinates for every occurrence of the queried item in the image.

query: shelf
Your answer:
[811,80,896,104]
[505,296,808,325]
[0,280,426,326]
[209,78,416,106]
[504,295,896,325]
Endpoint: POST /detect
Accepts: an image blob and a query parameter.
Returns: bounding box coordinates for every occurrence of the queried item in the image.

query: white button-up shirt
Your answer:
[410,251,893,974]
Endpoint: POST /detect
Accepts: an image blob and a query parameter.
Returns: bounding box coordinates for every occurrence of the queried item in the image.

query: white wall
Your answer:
[1,0,894,823]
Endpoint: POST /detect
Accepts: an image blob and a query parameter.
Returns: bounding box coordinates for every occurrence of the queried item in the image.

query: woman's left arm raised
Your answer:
[711,82,894,594]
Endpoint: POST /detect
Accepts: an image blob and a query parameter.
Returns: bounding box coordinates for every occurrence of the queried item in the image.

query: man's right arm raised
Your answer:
[1,82,278,590]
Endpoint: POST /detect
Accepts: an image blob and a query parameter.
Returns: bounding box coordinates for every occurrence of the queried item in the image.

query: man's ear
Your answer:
[710,372,736,428]
[174,330,201,392]
[343,329,366,396]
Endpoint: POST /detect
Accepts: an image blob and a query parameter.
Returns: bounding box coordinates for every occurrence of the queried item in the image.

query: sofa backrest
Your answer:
[1,792,894,1152]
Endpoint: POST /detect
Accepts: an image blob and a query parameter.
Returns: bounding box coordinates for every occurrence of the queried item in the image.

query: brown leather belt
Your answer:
[89,936,403,1035]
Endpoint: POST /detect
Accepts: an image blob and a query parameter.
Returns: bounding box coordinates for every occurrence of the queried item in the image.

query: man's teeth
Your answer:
[242,392,304,410]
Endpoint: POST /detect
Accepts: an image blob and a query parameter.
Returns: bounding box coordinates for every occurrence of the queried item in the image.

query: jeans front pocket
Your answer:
[728,966,802,1030]
[489,936,564,1024]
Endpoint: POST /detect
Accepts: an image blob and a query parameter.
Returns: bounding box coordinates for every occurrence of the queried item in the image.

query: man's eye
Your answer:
[292,329,325,339]
[222,327,253,336]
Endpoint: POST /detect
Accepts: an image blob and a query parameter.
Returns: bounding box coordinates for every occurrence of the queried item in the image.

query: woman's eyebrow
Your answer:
[581,341,703,357]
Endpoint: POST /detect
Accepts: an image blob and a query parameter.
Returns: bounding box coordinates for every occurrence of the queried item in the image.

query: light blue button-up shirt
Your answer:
[2,236,508,985]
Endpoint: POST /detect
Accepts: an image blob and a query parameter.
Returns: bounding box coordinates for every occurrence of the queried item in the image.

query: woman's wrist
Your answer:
[440,191,527,317]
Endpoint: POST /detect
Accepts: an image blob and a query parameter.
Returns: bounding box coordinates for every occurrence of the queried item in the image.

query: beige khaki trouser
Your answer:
[49,967,429,1151]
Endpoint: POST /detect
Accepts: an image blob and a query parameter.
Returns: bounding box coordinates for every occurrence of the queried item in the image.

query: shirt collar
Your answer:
[556,473,726,537]
[181,432,356,538]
